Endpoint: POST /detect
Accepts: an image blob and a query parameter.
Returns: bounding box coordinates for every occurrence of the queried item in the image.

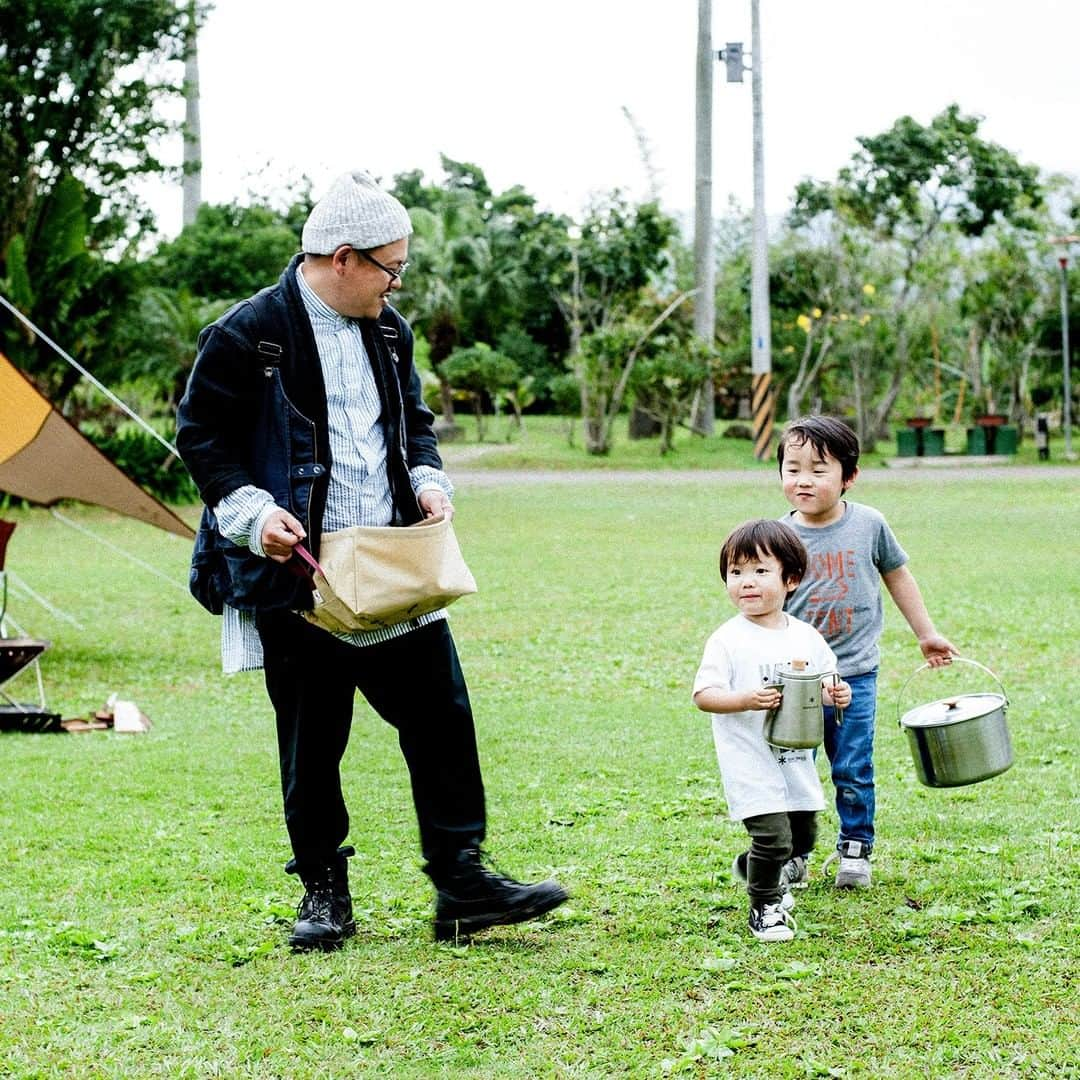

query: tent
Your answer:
[0,350,193,539]
[1,348,195,729]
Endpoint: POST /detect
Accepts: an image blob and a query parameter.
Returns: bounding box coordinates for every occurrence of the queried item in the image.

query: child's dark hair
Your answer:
[777,415,861,483]
[719,520,807,585]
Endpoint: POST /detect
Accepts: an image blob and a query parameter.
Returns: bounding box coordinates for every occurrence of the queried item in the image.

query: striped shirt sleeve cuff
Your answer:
[410,465,454,503]
[213,485,280,557]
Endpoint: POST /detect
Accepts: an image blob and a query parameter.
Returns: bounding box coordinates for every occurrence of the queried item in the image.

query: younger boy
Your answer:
[693,519,851,942]
[777,416,957,888]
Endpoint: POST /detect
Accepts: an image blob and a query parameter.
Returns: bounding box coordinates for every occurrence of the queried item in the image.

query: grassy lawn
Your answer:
[435,413,1076,471]
[0,469,1076,1077]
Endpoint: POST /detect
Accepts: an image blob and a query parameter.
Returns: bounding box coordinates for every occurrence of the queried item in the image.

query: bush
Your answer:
[85,424,197,503]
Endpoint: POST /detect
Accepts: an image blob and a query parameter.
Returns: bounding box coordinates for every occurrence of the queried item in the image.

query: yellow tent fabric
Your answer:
[0,351,194,539]
[0,351,51,460]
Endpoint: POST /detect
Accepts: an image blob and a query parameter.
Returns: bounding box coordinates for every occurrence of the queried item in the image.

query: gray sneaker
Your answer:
[731,852,795,910]
[780,855,809,890]
[823,841,872,888]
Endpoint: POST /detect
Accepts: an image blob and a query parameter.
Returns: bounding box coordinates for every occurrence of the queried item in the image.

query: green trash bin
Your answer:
[995,425,1018,455]
[897,429,919,457]
[967,426,988,455]
[922,428,945,456]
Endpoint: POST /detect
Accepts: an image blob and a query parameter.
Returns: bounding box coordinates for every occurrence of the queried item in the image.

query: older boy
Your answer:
[777,416,957,888]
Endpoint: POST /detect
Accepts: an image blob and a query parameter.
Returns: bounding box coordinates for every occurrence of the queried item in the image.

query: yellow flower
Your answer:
[812,307,823,319]
[796,314,812,333]
[862,283,876,296]
[783,345,795,354]
[860,314,871,326]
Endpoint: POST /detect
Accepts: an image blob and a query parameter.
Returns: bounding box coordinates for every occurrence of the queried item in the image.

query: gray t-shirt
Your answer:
[782,501,908,676]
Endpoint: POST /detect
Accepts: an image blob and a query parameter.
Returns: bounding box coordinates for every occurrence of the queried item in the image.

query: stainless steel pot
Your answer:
[898,658,1012,788]
[764,661,842,749]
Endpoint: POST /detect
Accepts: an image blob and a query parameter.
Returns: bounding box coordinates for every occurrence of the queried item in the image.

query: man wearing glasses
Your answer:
[177,170,567,951]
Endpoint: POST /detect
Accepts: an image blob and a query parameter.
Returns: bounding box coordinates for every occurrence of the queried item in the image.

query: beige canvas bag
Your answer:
[294,515,477,634]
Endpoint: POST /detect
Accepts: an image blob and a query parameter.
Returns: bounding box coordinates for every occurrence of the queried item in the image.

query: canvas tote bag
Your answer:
[294,514,477,633]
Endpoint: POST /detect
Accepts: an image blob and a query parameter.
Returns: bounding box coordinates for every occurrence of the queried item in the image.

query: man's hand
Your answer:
[418,489,454,521]
[919,634,959,669]
[261,508,306,563]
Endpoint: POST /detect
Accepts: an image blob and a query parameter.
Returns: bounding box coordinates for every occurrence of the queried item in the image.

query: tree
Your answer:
[789,105,1043,447]
[151,200,305,301]
[959,228,1054,424]
[628,338,714,454]
[440,344,520,442]
[550,194,682,454]
[1,174,144,401]
[0,0,189,257]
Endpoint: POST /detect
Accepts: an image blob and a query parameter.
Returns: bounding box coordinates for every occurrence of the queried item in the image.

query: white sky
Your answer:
[146,0,1080,237]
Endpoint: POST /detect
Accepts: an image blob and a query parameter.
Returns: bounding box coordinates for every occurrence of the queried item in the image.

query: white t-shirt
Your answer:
[693,613,836,821]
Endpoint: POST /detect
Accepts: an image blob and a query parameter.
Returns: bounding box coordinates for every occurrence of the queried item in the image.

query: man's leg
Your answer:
[258,610,359,869]
[355,620,567,939]
[257,610,361,948]
[353,621,486,862]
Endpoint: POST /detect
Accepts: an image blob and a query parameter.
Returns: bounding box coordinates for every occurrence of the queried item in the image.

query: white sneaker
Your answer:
[731,852,795,910]
[749,902,797,942]
[823,841,872,888]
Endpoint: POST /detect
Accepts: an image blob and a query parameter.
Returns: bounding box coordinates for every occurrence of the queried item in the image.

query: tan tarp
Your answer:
[0,351,194,539]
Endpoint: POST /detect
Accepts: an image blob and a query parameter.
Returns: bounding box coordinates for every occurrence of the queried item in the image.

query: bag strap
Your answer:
[292,543,325,579]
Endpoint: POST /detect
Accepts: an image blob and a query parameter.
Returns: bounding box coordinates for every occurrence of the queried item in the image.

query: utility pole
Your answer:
[1051,235,1078,459]
[748,0,773,461]
[692,0,716,435]
[181,0,202,228]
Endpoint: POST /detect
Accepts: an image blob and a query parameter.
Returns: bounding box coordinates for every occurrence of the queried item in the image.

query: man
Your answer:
[176,170,567,950]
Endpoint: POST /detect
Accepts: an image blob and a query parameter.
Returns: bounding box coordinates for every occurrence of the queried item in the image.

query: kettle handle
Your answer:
[895,657,1009,727]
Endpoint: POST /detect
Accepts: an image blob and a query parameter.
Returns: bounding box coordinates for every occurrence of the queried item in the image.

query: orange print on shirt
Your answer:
[803,549,857,641]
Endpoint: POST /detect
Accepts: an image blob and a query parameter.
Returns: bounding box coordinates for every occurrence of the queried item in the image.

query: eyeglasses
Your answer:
[354,249,409,284]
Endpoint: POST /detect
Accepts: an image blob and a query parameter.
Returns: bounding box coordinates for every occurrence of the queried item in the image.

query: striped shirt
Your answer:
[213,263,453,673]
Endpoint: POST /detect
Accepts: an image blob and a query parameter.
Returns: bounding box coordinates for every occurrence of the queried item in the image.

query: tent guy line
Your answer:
[0,293,179,460]
[4,568,85,630]
[49,510,190,594]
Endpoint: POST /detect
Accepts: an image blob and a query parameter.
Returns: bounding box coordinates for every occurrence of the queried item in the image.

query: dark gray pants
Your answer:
[742,811,817,905]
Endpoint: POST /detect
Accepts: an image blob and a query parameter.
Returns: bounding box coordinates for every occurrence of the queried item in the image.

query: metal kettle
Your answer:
[763,660,843,749]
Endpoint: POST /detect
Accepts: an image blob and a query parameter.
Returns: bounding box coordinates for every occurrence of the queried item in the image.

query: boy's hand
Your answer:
[748,686,782,711]
[825,678,852,709]
[919,634,959,669]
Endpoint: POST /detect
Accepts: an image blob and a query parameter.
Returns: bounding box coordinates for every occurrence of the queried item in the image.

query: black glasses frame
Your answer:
[354,249,409,283]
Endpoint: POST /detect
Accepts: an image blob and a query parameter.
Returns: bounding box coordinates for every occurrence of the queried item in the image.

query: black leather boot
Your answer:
[286,846,356,951]
[429,848,568,941]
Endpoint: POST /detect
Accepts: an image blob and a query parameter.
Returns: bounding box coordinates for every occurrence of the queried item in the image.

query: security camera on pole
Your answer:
[719,1,772,460]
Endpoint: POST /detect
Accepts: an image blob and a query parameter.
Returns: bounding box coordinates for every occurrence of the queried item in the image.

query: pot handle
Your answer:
[826,671,844,726]
[896,657,1009,727]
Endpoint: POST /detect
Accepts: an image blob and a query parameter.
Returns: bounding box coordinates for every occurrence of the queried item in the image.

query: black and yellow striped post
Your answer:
[751,371,775,461]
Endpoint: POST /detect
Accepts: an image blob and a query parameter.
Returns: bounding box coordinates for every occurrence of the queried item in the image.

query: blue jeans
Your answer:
[822,670,878,853]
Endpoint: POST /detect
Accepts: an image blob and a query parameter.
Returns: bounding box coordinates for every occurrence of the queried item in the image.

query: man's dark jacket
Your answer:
[176,254,442,615]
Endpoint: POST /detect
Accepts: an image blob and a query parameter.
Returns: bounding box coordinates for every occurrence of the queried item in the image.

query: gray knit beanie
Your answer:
[302,170,413,254]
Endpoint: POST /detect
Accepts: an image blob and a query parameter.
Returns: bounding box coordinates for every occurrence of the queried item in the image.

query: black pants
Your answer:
[742,811,818,905]
[256,613,487,877]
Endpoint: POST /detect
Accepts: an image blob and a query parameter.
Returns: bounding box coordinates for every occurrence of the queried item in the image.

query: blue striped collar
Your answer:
[295,263,349,330]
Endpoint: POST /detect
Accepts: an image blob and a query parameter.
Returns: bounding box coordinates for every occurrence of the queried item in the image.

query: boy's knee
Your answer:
[745,812,794,860]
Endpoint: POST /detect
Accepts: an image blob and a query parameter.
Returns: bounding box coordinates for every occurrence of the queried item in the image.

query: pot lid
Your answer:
[900,693,1006,729]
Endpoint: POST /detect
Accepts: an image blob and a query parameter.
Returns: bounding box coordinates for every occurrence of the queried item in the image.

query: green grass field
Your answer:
[0,468,1077,1077]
